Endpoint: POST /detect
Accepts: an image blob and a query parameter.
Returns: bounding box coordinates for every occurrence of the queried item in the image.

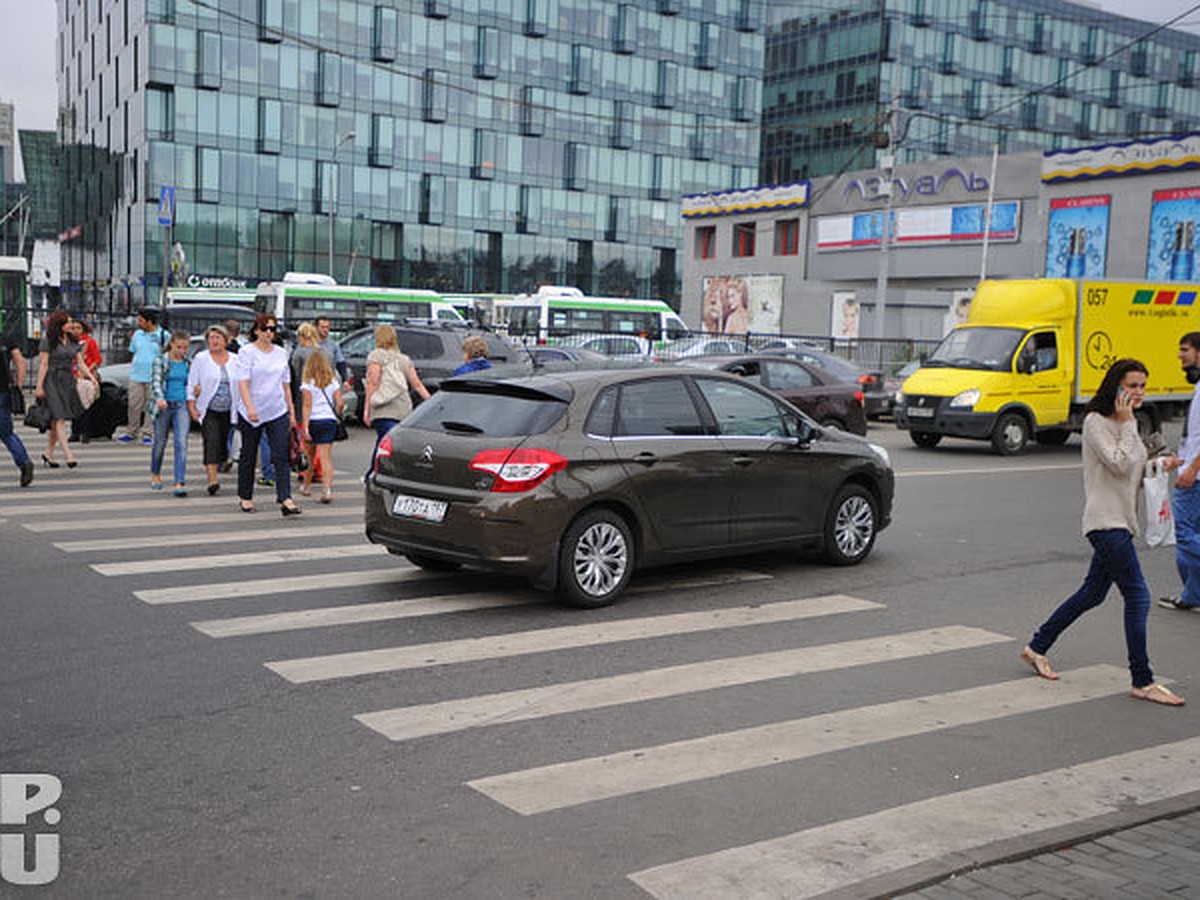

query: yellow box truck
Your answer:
[895,278,1196,454]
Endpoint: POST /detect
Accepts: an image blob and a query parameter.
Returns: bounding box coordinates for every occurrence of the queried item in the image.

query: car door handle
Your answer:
[633,452,658,466]
[732,455,754,467]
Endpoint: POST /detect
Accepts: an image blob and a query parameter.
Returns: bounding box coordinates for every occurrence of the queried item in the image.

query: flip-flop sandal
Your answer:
[1020,646,1059,680]
[1130,683,1185,706]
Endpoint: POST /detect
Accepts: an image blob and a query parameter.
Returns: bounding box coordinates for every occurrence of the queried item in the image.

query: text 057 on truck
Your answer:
[895,279,1195,455]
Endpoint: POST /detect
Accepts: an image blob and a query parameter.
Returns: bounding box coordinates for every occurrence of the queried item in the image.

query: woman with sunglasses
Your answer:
[232,313,301,516]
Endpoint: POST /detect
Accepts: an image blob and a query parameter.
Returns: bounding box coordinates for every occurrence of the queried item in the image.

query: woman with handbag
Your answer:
[363,324,429,473]
[34,310,97,469]
[299,350,344,503]
[1021,358,1186,706]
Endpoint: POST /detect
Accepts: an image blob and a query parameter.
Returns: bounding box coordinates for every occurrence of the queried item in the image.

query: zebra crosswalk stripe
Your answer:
[468,664,1132,815]
[628,732,1200,900]
[25,509,362,531]
[134,566,428,604]
[191,570,772,638]
[91,543,385,576]
[265,595,882,683]
[356,625,1011,742]
[55,523,364,552]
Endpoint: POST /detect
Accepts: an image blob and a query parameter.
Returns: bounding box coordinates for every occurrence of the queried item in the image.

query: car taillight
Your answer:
[470,448,567,492]
[854,390,864,406]
[373,435,393,474]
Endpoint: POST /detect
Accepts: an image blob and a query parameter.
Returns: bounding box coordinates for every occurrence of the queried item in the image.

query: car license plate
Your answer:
[907,406,935,418]
[392,493,448,523]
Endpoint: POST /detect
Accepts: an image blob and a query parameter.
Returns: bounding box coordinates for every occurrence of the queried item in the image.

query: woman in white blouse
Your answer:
[187,324,237,496]
[232,313,301,516]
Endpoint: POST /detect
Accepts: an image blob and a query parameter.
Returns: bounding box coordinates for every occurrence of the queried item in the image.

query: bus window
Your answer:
[507,306,539,337]
[607,310,658,339]
[561,307,606,334]
[664,313,690,340]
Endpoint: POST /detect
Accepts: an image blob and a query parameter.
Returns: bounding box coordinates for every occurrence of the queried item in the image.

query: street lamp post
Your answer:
[328,130,356,281]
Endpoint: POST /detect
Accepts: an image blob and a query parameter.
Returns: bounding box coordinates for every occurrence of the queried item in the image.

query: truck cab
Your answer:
[896,280,1076,454]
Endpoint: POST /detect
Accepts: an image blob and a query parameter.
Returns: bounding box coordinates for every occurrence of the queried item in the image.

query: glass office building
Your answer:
[57,0,764,313]
[762,0,1200,183]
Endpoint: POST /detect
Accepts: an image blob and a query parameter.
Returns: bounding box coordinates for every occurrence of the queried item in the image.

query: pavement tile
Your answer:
[1094,834,1167,860]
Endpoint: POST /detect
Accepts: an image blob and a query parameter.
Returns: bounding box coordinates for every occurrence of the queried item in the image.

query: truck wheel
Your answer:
[991,411,1030,455]
[1037,428,1070,446]
[557,509,634,608]
[910,431,942,449]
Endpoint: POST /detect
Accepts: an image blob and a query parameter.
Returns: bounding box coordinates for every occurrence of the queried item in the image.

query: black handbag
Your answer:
[8,385,25,416]
[24,400,51,432]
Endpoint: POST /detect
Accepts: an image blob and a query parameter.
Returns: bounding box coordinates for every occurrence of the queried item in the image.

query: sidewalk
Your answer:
[898,807,1200,899]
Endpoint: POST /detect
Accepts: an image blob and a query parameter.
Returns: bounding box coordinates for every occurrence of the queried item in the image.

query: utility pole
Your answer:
[328,130,355,281]
[872,85,899,339]
[979,143,999,282]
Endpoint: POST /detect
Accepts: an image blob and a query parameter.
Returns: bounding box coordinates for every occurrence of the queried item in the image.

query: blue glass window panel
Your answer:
[615,5,636,54]
[370,114,394,167]
[196,146,220,203]
[373,6,397,61]
[569,44,592,94]
[475,26,499,79]
[258,0,283,42]
[525,0,549,37]
[197,30,221,89]
[423,68,447,122]
[318,51,341,106]
[258,97,281,154]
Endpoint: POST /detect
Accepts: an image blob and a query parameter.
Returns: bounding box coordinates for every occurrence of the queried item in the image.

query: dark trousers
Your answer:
[237,414,290,504]
[1029,528,1154,688]
[0,392,30,468]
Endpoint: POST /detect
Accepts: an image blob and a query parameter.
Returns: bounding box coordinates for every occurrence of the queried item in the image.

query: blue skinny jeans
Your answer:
[1029,528,1153,688]
[1171,482,1200,608]
[150,400,190,485]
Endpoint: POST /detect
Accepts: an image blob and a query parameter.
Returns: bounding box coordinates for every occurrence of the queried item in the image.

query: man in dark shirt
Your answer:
[0,319,34,486]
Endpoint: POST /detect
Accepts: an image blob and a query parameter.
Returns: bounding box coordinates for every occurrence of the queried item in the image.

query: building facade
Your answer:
[683,132,1200,341]
[0,103,14,184]
[762,0,1200,184]
[57,0,765,315]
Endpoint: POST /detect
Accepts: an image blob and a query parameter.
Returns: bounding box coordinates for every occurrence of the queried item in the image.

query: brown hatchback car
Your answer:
[365,368,894,607]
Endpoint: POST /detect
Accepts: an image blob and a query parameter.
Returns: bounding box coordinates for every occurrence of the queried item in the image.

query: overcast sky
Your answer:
[1,1,1198,181]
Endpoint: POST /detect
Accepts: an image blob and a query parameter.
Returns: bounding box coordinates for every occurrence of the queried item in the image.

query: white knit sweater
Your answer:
[1081,411,1146,536]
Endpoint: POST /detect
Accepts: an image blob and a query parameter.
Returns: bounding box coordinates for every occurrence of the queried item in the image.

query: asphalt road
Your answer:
[2,421,1199,898]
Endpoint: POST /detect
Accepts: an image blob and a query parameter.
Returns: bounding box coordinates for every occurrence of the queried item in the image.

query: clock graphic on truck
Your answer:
[1085,331,1115,371]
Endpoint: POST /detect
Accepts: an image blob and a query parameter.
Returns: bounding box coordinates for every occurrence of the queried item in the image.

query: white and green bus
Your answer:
[254,279,464,331]
[165,286,257,307]
[0,256,29,345]
[502,286,690,346]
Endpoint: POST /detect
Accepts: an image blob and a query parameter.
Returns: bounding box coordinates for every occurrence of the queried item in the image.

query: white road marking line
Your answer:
[92,543,384,576]
[9,498,239,515]
[193,593,533,637]
[357,625,1010,742]
[135,566,426,605]
[265,595,882,683]
[629,727,1200,900]
[896,463,1081,478]
[469,664,1130,815]
[24,509,361,532]
[56,523,364,552]
[0,475,363,489]
[190,569,775,638]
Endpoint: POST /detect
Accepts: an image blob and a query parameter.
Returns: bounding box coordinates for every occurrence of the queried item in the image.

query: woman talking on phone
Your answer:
[1021,358,1185,706]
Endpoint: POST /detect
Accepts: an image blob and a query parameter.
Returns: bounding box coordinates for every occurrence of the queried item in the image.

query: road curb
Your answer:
[812,790,1200,899]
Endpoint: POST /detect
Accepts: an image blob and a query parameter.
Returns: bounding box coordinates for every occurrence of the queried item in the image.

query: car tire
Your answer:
[822,483,877,566]
[910,431,942,448]
[404,552,462,572]
[557,508,634,608]
[991,411,1030,455]
[1037,428,1070,446]
[819,418,845,431]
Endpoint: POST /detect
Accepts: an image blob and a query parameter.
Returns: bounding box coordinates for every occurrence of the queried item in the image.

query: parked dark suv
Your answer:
[365,368,894,607]
[338,324,527,420]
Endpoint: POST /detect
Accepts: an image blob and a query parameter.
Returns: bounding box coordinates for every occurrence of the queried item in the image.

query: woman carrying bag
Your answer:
[363,324,429,473]
[187,324,237,496]
[34,310,97,469]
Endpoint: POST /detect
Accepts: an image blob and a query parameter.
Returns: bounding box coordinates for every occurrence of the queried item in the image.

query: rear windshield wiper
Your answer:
[441,420,485,434]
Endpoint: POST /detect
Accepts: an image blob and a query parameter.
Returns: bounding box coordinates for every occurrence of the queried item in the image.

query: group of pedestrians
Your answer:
[1022,332,1200,708]
[2,310,444,520]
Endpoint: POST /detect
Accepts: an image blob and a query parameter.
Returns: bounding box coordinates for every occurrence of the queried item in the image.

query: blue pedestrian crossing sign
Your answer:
[158,185,175,226]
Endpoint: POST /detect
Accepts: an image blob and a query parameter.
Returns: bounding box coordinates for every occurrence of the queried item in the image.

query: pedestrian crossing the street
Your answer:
[6,428,1200,898]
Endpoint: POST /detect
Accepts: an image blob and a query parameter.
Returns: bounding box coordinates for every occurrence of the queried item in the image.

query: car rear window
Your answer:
[402,384,569,436]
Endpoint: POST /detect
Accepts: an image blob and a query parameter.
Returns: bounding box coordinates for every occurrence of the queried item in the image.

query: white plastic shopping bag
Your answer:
[1142,458,1176,547]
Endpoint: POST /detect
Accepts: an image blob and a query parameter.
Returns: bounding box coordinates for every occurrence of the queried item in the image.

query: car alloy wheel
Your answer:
[558,509,634,608]
[823,484,877,565]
